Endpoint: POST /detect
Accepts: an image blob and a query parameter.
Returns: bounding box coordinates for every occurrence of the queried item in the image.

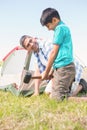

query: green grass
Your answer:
[0,91,87,130]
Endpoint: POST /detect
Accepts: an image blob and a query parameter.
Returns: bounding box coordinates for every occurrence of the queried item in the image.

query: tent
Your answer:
[0,46,28,86]
[0,46,46,96]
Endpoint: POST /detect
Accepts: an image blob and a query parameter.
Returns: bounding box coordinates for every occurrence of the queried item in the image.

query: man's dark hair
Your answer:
[40,8,60,26]
[20,35,31,48]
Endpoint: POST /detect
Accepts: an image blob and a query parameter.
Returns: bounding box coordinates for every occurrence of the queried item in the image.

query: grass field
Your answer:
[0,91,87,130]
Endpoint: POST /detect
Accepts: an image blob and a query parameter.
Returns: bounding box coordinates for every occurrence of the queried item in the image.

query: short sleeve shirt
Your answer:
[53,21,74,69]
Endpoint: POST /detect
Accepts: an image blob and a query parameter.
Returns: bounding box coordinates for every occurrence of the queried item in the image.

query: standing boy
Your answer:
[40,8,76,101]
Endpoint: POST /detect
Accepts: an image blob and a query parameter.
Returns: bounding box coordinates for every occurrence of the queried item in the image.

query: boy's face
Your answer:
[23,37,39,52]
[45,17,59,30]
[46,23,55,30]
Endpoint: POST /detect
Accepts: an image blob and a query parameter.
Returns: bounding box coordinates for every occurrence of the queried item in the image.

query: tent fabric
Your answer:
[0,46,27,86]
[1,46,26,75]
[0,46,31,89]
[0,83,46,97]
[0,46,47,96]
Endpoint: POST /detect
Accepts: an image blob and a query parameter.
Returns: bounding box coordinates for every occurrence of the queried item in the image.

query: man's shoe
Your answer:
[79,78,87,92]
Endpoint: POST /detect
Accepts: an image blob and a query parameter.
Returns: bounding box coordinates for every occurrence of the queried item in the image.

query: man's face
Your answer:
[23,37,38,52]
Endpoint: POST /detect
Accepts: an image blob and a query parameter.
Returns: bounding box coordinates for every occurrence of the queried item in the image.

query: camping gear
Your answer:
[0,46,46,96]
[0,46,27,86]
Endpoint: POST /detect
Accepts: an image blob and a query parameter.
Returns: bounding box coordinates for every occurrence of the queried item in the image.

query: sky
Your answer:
[0,0,87,66]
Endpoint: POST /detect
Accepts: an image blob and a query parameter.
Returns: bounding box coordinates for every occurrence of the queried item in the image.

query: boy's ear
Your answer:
[52,17,57,23]
[52,17,59,24]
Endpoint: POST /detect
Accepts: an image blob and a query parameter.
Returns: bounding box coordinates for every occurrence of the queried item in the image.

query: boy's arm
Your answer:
[41,44,59,80]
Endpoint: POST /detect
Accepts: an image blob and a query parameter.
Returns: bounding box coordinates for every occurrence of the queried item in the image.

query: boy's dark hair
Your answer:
[40,8,60,26]
[20,35,31,48]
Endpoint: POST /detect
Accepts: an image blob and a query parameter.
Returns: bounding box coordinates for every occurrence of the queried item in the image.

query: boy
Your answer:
[40,8,76,101]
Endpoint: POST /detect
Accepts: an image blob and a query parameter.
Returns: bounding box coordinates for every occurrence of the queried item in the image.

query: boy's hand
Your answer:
[41,71,53,80]
[41,71,48,80]
[48,74,54,80]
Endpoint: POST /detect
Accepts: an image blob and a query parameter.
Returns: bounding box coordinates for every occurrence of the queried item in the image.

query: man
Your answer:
[20,35,53,96]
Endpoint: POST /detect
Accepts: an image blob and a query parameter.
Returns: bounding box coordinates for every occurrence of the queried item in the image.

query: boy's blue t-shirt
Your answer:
[53,21,74,69]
